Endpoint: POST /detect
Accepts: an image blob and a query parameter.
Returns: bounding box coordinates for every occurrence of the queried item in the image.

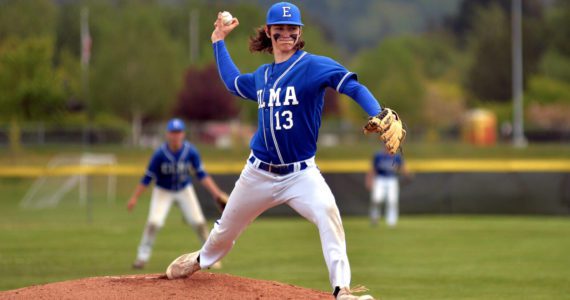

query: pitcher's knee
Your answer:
[308,202,339,226]
[185,215,206,227]
[147,223,161,234]
[315,201,339,218]
[320,202,341,220]
[328,249,344,261]
[317,219,345,242]
[326,203,340,217]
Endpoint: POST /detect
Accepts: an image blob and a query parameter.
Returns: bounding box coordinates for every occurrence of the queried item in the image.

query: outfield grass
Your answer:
[1,178,569,299]
[1,141,569,167]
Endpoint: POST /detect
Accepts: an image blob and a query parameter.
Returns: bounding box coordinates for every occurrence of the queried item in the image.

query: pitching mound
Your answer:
[0,272,332,300]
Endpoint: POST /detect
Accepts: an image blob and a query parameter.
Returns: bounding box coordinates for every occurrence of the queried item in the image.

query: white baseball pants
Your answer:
[371,176,399,226]
[137,185,206,261]
[199,160,351,289]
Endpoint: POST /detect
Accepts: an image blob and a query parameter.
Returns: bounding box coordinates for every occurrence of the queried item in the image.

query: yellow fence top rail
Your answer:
[1,159,570,177]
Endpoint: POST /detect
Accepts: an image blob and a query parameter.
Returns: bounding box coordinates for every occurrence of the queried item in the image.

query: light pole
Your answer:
[512,0,527,147]
[190,9,199,64]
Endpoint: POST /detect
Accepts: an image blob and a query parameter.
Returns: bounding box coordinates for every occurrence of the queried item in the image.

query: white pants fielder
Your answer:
[199,160,351,289]
[371,176,399,226]
[137,185,206,261]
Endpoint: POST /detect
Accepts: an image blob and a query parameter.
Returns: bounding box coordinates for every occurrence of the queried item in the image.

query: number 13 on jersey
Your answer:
[275,110,293,130]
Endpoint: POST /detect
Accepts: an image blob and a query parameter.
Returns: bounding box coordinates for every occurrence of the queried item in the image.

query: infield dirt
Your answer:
[0,272,332,299]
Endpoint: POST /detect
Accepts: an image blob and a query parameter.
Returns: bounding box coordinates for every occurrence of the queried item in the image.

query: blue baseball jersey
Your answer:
[141,141,207,191]
[214,41,382,165]
[373,152,403,177]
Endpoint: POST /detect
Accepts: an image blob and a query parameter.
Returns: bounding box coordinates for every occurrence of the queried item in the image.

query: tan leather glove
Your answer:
[363,108,406,155]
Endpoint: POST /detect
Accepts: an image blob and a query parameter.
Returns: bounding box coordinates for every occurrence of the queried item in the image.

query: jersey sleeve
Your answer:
[234,73,257,101]
[310,56,357,93]
[189,147,208,180]
[140,151,160,186]
[341,78,382,116]
[213,40,257,102]
[310,56,381,116]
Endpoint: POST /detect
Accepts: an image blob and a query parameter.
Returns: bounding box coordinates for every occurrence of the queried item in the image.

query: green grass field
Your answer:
[1,177,569,299]
[1,142,570,167]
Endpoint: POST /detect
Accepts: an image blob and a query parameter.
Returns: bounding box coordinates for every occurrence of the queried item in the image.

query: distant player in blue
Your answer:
[366,149,409,227]
[165,3,405,299]
[127,118,227,269]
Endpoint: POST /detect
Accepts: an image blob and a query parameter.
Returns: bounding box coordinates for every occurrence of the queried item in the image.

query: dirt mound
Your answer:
[0,272,332,300]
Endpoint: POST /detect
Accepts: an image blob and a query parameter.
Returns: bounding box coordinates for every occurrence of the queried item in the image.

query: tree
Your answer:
[323,88,340,117]
[0,0,57,40]
[447,0,543,46]
[466,5,512,102]
[546,0,570,58]
[0,37,65,152]
[538,0,570,83]
[351,37,425,126]
[90,3,185,145]
[175,64,239,121]
[465,2,545,102]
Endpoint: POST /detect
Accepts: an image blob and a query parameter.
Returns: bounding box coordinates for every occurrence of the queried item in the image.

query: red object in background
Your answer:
[175,64,239,121]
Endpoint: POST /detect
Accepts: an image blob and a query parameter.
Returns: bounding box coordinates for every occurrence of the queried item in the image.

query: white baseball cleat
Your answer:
[336,286,375,300]
[165,251,201,279]
[132,259,146,270]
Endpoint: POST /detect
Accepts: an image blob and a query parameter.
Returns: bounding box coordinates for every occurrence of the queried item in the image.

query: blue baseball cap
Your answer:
[266,2,303,26]
[167,118,185,132]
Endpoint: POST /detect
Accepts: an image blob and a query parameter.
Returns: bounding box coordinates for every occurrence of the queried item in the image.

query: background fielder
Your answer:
[127,118,227,269]
[366,148,409,227]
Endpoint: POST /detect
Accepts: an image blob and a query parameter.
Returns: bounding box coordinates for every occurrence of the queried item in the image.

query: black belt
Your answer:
[248,156,308,175]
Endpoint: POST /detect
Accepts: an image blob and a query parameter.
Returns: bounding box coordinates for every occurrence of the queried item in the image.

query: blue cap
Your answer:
[167,118,185,132]
[266,2,303,26]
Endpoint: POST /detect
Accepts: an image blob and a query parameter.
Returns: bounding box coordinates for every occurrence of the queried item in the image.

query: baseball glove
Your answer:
[214,192,229,212]
[363,108,406,155]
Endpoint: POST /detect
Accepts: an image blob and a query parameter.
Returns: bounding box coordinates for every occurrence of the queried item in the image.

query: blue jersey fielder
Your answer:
[141,141,207,191]
[214,41,381,164]
[373,151,403,177]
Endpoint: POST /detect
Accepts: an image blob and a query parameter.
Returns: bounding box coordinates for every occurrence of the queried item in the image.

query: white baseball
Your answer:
[221,11,233,26]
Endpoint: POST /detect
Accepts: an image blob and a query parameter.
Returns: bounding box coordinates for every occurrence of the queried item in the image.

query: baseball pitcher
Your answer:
[165,3,405,300]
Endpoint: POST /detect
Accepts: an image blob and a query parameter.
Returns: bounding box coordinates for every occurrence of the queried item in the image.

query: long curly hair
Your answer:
[249,26,305,54]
